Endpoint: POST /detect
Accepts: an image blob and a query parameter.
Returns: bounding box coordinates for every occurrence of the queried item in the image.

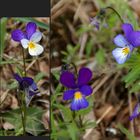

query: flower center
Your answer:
[122,47,130,55]
[74,91,82,100]
[28,42,35,49]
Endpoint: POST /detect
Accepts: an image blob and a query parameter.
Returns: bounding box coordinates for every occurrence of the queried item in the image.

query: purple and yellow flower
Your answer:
[60,67,93,111]
[11,22,44,56]
[129,103,140,121]
[112,23,140,64]
[14,73,39,105]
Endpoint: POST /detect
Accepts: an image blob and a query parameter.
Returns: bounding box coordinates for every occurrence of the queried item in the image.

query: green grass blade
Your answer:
[118,124,136,140]
[13,17,49,30]
[0,18,7,63]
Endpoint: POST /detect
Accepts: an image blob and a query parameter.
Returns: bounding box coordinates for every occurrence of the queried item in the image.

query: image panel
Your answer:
[0,17,50,136]
[51,0,140,140]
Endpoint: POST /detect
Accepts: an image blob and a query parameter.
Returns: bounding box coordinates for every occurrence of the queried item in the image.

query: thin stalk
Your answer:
[21,93,26,135]
[22,92,26,136]
[79,115,83,128]
[21,47,27,135]
[72,111,76,119]
[105,6,124,24]
[17,90,25,135]
[22,47,26,76]
[128,94,135,135]
[71,62,78,77]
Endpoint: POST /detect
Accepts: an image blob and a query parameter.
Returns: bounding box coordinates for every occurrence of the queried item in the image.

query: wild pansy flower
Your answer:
[60,67,93,111]
[90,9,108,30]
[129,103,140,121]
[112,23,140,64]
[14,73,39,105]
[11,22,44,56]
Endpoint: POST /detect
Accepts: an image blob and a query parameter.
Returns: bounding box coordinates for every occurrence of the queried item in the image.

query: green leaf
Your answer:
[13,17,49,30]
[0,130,5,136]
[51,129,69,140]
[61,44,80,63]
[0,17,7,63]
[76,25,93,36]
[83,121,97,129]
[7,81,18,90]
[130,82,140,93]
[1,107,46,136]
[122,66,140,87]
[34,72,47,83]
[1,109,23,132]
[26,107,46,136]
[117,124,136,140]
[53,104,73,122]
[95,48,105,65]
[67,121,79,140]
[76,106,93,116]
[86,39,94,58]
[52,71,60,81]
[15,66,25,76]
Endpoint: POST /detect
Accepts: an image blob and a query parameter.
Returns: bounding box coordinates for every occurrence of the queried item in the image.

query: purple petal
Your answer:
[18,77,33,89]
[22,77,33,85]
[127,31,140,47]
[11,29,25,42]
[122,23,140,47]
[29,89,39,96]
[30,82,38,90]
[122,23,133,40]
[70,97,89,111]
[63,89,75,100]
[27,82,39,96]
[13,73,23,83]
[80,85,92,96]
[26,22,37,39]
[129,103,140,121]
[60,71,76,88]
[77,68,92,87]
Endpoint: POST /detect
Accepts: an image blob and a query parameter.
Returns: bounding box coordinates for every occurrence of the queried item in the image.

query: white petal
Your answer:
[30,31,42,43]
[28,43,44,56]
[21,39,29,49]
[112,47,130,64]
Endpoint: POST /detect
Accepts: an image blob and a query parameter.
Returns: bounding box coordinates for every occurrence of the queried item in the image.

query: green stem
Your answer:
[17,91,25,135]
[22,47,26,76]
[71,62,78,77]
[21,94,26,135]
[79,115,83,127]
[72,111,76,119]
[21,47,27,135]
[105,6,124,23]
[22,93,26,136]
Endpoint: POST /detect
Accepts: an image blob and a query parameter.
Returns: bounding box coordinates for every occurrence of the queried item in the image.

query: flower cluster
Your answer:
[112,23,140,64]
[14,73,39,106]
[60,67,93,111]
[12,22,44,56]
